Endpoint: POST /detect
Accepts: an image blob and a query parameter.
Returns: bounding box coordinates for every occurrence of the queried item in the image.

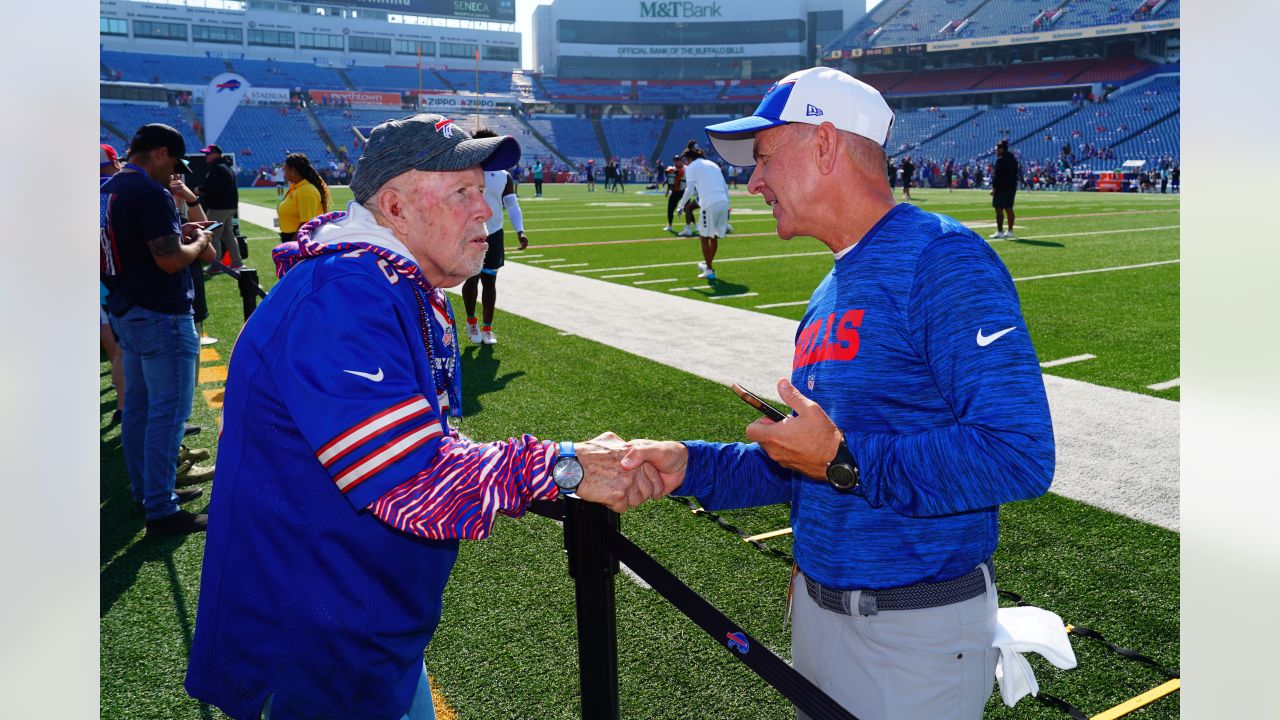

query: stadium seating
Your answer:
[481,114,561,165]
[211,104,334,174]
[893,66,998,95]
[539,78,632,102]
[904,103,1079,164]
[345,65,451,92]
[101,50,230,86]
[659,117,731,165]
[100,102,203,154]
[1018,75,1178,168]
[886,106,982,156]
[634,81,721,104]
[974,59,1099,90]
[312,107,405,155]
[228,58,346,90]
[1085,113,1178,171]
[598,117,665,163]
[435,70,520,96]
[523,115,601,163]
[1071,57,1155,84]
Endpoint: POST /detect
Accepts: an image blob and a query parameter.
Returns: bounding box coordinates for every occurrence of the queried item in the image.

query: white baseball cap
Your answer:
[705,67,895,167]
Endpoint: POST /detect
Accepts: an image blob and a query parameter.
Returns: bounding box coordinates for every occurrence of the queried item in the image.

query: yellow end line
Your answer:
[1091,678,1180,720]
[744,527,793,542]
[428,674,458,720]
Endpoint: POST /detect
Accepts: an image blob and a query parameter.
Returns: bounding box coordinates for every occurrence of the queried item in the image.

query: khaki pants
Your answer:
[793,565,998,720]
[207,208,241,266]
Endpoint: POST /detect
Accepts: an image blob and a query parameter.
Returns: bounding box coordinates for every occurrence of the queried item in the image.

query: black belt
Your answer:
[804,560,993,617]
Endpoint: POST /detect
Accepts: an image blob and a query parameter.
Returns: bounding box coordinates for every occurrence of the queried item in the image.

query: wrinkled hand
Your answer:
[620,440,687,496]
[743,378,841,481]
[574,432,665,513]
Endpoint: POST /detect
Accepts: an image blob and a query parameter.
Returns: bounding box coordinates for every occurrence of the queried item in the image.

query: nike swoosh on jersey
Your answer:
[976,327,1016,347]
[344,368,384,382]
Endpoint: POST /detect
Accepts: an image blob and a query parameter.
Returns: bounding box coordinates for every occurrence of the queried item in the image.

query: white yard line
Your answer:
[601,272,644,279]
[995,225,1181,242]
[1040,354,1097,368]
[1014,259,1178,282]
[526,258,567,264]
[1148,378,1180,391]
[755,300,810,309]
[578,251,830,274]
[550,263,589,269]
[708,292,759,300]
[633,278,678,285]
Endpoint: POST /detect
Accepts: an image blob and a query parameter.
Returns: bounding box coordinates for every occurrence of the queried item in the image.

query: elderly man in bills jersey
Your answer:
[185,114,660,720]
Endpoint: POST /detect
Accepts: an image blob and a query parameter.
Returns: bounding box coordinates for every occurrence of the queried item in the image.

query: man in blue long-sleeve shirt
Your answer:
[623,67,1055,720]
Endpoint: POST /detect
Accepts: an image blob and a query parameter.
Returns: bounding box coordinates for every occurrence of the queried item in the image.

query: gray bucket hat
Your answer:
[350,113,521,204]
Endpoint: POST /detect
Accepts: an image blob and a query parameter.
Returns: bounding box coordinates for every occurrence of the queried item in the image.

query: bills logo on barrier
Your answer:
[726,631,750,654]
[203,72,250,148]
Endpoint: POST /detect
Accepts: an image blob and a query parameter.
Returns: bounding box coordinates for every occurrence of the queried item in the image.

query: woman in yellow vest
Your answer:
[277,153,330,241]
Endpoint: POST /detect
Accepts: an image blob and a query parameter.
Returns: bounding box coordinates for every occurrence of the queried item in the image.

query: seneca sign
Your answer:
[639,1,722,18]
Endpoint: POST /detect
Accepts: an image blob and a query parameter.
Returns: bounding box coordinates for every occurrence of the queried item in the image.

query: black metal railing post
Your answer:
[562,496,621,720]
[237,267,261,321]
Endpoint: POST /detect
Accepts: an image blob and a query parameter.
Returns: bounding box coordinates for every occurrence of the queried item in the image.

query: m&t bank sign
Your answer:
[640,1,723,18]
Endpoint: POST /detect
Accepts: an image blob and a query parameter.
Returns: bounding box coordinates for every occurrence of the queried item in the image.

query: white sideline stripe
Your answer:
[601,272,644,279]
[518,253,544,259]
[579,251,830,274]
[526,258,566,264]
[550,263,589,269]
[1040,354,1097,368]
[993,225,1180,242]
[1148,378,1180,391]
[755,300,810,309]
[668,286,697,292]
[633,278,678,285]
[1013,259,1179,282]
[709,292,759,300]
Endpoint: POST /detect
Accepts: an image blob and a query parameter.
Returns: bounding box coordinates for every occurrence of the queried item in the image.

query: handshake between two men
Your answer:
[561,378,843,514]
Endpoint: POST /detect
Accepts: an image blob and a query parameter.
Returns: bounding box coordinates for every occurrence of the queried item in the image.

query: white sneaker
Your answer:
[1004,231,1016,240]
[726,223,734,234]
[663,225,674,233]
[989,230,1006,239]
[696,261,708,277]
[465,323,482,343]
[480,330,497,345]
[678,226,694,237]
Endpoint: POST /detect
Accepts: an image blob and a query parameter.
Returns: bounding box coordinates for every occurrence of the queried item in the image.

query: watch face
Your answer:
[827,464,858,491]
[553,457,584,492]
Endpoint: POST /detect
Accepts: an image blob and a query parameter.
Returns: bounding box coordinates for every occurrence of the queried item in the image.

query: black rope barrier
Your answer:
[529,497,857,720]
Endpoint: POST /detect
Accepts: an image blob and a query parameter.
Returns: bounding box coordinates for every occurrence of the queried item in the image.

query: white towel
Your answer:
[992,606,1078,706]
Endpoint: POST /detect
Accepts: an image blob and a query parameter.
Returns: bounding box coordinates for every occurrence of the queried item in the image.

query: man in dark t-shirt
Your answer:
[101,123,217,536]
[900,156,915,201]
[990,140,1020,239]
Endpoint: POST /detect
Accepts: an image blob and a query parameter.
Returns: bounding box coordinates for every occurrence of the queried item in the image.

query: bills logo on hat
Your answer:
[434,118,457,138]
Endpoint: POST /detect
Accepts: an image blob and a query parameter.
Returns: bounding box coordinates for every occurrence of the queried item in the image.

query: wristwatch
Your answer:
[552,441,584,493]
[825,432,860,492]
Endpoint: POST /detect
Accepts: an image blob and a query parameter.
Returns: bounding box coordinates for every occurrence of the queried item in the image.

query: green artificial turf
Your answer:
[102,188,1179,719]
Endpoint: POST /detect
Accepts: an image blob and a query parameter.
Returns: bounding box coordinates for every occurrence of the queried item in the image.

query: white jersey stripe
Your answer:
[317,397,432,466]
[335,421,443,492]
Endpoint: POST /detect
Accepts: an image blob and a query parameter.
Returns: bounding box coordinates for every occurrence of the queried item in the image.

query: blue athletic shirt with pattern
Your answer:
[681,203,1055,591]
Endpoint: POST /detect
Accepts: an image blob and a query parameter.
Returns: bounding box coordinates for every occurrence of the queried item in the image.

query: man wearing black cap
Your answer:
[186,113,661,720]
[195,143,242,270]
[101,124,217,536]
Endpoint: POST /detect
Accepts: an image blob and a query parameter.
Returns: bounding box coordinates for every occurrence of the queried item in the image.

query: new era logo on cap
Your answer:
[703,67,895,167]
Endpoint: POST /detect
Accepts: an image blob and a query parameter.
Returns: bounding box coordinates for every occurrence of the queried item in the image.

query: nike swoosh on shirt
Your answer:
[344,368,384,382]
[976,327,1016,347]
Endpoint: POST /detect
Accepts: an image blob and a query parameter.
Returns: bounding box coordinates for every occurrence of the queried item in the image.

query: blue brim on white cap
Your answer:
[705,80,797,167]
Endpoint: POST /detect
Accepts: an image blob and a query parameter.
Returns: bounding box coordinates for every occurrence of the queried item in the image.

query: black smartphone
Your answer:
[730,383,788,422]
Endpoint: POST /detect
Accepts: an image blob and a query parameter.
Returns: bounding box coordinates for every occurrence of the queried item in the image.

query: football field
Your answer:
[100,184,1179,719]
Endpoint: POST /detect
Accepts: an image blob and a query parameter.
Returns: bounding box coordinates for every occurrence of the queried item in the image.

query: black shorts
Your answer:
[992,189,1017,209]
[481,228,505,274]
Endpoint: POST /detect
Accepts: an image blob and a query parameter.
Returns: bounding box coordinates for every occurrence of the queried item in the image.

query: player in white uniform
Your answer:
[675,147,731,280]
[462,128,528,345]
